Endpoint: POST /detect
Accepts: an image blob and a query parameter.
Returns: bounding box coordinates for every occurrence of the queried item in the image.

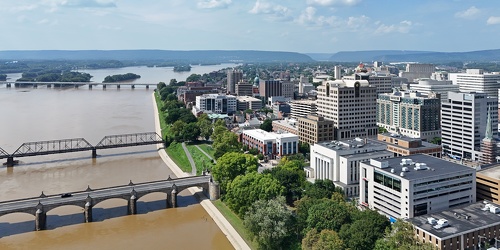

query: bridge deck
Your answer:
[0,175,211,215]
[1,81,153,86]
[12,138,94,158]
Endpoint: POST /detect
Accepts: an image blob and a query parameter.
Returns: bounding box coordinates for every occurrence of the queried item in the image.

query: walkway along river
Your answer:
[0,87,235,249]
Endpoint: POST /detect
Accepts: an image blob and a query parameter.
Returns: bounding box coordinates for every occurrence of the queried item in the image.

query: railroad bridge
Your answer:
[0,132,164,167]
[0,175,220,231]
[0,81,154,89]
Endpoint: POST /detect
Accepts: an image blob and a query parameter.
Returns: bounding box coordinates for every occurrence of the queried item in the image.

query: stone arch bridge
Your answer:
[0,175,220,231]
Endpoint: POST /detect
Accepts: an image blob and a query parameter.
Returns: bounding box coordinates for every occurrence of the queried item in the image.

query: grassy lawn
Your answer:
[154,92,171,139]
[186,144,214,175]
[212,200,258,250]
[198,144,215,159]
[165,142,191,173]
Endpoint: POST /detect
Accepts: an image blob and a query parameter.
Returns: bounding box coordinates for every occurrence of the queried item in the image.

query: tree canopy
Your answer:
[212,152,258,193]
[224,172,284,216]
[374,219,435,250]
[244,196,295,250]
[302,229,344,250]
[260,118,273,132]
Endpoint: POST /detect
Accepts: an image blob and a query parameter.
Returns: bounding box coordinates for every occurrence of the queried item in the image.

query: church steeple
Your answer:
[485,106,493,140]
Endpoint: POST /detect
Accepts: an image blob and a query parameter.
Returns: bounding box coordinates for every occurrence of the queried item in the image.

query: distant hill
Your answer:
[329,49,500,62]
[0,50,314,63]
[305,53,334,61]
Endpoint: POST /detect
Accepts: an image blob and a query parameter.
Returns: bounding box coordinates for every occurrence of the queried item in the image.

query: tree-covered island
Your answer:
[0,74,7,81]
[173,65,191,72]
[102,73,141,83]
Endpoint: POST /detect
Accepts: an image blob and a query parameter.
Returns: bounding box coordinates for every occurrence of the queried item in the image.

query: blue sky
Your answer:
[1,0,499,53]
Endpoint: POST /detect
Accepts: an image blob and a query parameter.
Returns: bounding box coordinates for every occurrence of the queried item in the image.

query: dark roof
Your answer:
[365,154,473,180]
[409,202,500,239]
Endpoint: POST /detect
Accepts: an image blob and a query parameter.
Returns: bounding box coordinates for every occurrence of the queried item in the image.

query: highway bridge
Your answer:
[0,81,154,89]
[0,132,164,167]
[0,175,220,231]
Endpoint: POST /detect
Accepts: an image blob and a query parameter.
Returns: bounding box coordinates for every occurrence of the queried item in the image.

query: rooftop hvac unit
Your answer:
[400,158,414,166]
[427,217,437,225]
[433,219,449,229]
[402,167,409,172]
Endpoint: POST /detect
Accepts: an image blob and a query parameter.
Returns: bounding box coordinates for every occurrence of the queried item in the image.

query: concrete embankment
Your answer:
[152,93,250,250]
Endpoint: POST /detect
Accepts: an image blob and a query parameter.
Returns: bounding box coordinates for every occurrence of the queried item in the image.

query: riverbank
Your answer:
[152,93,250,250]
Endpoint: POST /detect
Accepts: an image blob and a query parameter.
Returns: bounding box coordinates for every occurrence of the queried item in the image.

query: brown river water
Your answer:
[0,84,233,249]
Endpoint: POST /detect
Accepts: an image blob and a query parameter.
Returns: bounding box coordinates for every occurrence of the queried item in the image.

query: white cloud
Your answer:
[455,6,480,19]
[249,1,292,21]
[374,20,412,34]
[197,0,232,9]
[347,15,369,29]
[297,7,338,27]
[487,16,500,25]
[307,0,361,6]
[41,0,116,12]
[9,4,38,13]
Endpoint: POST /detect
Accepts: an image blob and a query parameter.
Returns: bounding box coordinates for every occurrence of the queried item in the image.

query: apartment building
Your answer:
[195,94,237,114]
[377,89,441,141]
[297,114,334,144]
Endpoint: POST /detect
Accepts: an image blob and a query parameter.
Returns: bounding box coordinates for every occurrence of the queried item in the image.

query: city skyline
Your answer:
[1,0,500,53]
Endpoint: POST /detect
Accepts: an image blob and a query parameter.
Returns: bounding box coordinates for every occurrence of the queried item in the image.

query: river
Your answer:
[0,65,236,249]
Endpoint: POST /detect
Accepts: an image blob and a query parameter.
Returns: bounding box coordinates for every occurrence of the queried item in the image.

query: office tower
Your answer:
[195,94,237,114]
[226,69,243,94]
[259,79,282,99]
[450,69,500,97]
[441,92,498,161]
[298,114,333,145]
[377,89,441,141]
[399,63,435,82]
[409,78,459,101]
[334,66,341,80]
[290,100,317,119]
[317,79,378,140]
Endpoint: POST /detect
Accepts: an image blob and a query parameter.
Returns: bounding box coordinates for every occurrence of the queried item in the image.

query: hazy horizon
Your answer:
[1,1,500,53]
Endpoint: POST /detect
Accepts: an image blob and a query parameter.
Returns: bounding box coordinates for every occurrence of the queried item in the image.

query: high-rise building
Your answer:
[441,92,498,161]
[282,80,294,99]
[236,96,262,111]
[290,100,317,119]
[334,66,342,80]
[377,89,441,141]
[259,79,282,99]
[195,94,237,114]
[235,81,254,96]
[399,63,435,82]
[226,69,243,94]
[409,78,459,102]
[317,79,378,140]
[343,73,394,94]
[449,69,500,97]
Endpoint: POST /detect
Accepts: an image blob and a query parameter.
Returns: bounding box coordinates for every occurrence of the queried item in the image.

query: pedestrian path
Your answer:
[181,142,197,176]
[195,145,216,163]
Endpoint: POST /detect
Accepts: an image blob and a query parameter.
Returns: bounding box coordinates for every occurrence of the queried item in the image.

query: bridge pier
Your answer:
[84,202,93,223]
[6,156,14,167]
[117,85,120,89]
[209,180,220,201]
[103,85,106,89]
[131,85,135,89]
[146,85,149,89]
[171,188,177,208]
[128,195,137,215]
[33,83,38,88]
[46,84,51,88]
[92,149,97,158]
[35,208,46,231]
[6,83,11,88]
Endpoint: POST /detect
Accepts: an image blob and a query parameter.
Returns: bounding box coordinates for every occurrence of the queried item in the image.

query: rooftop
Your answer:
[477,163,500,179]
[409,201,500,239]
[316,138,386,151]
[365,154,473,180]
[242,129,298,140]
[236,96,261,102]
[272,119,297,129]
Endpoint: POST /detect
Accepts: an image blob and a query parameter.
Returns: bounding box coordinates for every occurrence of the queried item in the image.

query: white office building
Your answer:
[359,154,476,220]
[317,79,378,140]
[441,92,498,161]
[195,94,237,114]
[310,138,392,197]
[290,100,317,119]
[409,78,459,102]
[449,69,500,97]
[399,63,435,82]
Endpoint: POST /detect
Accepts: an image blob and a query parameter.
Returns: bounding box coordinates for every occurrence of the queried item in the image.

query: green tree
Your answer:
[302,229,344,250]
[303,179,344,200]
[225,172,284,216]
[197,114,213,140]
[378,126,388,134]
[212,152,258,192]
[339,209,390,250]
[170,120,187,142]
[305,199,351,232]
[213,130,241,159]
[244,196,295,250]
[182,122,201,142]
[374,219,435,250]
[298,142,310,156]
[186,73,202,82]
[157,82,166,90]
[430,137,442,145]
[169,79,177,86]
[260,118,273,132]
[265,163,306,205]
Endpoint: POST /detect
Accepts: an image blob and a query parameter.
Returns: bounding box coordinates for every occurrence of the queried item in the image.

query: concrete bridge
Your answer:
[0,81,154,89]
[0,132,164,167]
[0,175,220,231]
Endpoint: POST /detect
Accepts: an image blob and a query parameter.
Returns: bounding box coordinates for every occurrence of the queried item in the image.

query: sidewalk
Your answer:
[152,93,250,250]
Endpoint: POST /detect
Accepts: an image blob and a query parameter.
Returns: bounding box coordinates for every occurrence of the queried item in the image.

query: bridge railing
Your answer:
[12,138,94,157]
[0,147,8,159]
[95,132,163,149]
